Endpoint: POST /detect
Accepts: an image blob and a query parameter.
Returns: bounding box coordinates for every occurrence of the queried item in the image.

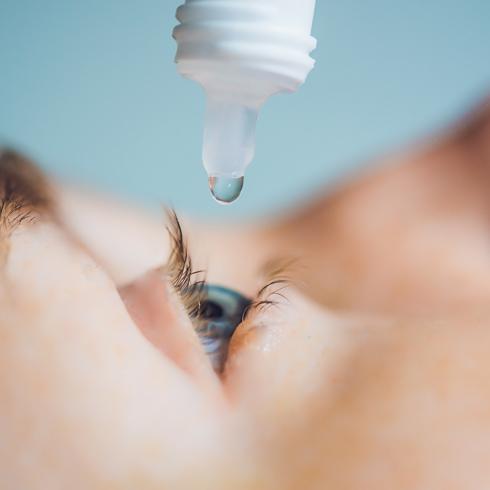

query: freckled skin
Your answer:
[1,97,490,489]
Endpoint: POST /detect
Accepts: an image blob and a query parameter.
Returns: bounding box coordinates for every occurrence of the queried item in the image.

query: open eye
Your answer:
[165,210,253,373]
[196,285,251,373]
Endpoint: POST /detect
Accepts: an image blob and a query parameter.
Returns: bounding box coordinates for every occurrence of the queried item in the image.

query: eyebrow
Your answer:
[0,148,52,263]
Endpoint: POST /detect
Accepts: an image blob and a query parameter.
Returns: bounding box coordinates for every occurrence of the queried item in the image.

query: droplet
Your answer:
[208,176,244,204]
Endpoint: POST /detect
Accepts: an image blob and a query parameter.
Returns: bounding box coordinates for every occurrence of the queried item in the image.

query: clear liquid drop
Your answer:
[208,176,244,204]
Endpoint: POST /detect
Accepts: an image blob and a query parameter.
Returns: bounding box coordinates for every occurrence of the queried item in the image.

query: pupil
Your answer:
[199,300,224,320]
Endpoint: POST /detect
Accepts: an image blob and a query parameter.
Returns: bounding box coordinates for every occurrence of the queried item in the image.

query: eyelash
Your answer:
[165,209,206,320]
[165,209,292,326]
[246,258,295,316]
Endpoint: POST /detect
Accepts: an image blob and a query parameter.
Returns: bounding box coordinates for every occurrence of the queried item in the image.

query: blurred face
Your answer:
[1,98,490,489]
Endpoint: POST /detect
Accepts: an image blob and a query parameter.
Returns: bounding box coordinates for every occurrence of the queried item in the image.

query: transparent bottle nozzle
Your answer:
[203,93,259,204]
[174,1,317,204]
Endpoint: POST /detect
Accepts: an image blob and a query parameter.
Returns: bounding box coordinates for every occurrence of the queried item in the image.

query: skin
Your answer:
[1,95,490,489]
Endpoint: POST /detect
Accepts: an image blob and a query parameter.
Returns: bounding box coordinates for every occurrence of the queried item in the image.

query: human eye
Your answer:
[165,210,291,374]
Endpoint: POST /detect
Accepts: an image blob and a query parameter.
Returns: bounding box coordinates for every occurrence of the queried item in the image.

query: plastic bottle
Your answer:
[173,0,317,203]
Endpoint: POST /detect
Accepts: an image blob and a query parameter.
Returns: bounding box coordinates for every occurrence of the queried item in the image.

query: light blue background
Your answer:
[1,1,489,217]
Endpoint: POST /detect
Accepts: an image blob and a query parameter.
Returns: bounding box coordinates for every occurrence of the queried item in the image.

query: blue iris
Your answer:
[196,285,251,373]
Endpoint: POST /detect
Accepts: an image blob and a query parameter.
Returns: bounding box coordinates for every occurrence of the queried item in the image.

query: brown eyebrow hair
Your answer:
[0,148,52,262]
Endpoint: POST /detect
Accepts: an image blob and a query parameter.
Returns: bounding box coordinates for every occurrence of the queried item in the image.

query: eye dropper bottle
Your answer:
[173,0,317,204]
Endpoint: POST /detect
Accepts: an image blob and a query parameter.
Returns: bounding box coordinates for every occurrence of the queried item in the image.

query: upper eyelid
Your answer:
[164,210,297,326]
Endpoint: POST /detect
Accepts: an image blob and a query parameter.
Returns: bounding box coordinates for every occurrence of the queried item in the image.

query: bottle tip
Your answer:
[208,176,244,205]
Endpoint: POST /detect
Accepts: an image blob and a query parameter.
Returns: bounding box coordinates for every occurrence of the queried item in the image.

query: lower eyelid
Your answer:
[223,282,298,370]
[201,280,289,371]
